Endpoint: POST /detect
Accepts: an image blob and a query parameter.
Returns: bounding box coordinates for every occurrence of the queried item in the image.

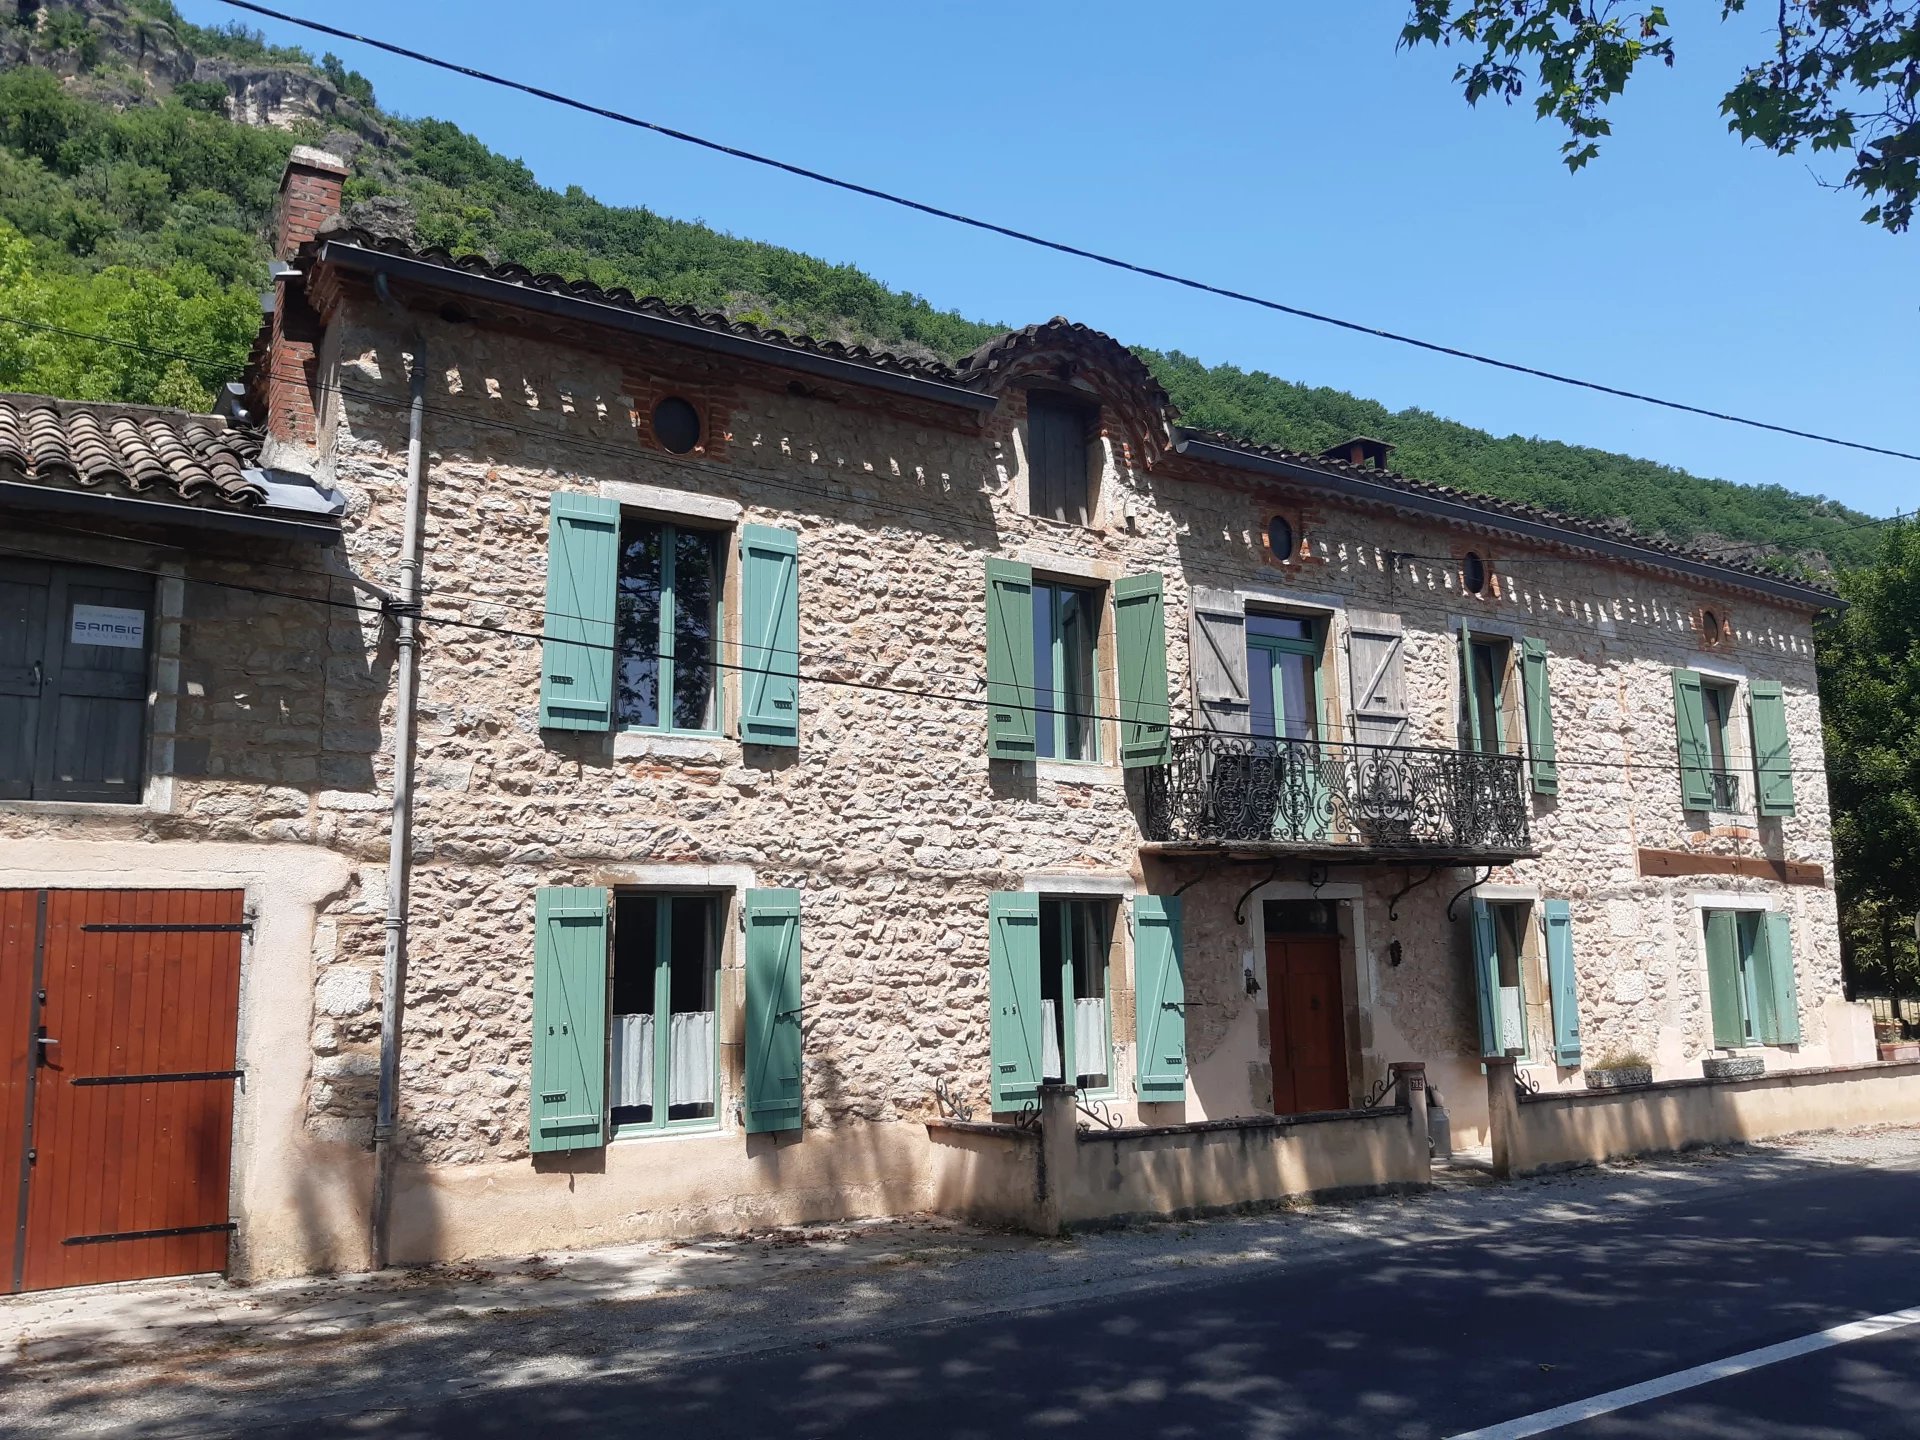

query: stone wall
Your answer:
[300,291,1841,1188]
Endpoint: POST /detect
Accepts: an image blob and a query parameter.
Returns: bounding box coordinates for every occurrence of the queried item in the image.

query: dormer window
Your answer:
[1026,391,1096,526]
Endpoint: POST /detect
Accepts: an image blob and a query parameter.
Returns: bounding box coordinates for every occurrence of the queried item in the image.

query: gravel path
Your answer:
[6,1125,1920,1437]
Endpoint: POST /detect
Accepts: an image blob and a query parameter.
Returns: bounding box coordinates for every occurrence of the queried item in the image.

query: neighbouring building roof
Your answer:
[0,395,344,542]
[298,231,1839,606]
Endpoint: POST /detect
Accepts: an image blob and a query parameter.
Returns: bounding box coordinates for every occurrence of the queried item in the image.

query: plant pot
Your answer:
[1584,1065,1652,1090]
[1702,1055,1765,1081]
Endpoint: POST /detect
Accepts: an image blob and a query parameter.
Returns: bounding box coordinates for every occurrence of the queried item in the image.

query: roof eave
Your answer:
[316,241,1000,414]
[0,481,344,545]
[1174,435,1840,612]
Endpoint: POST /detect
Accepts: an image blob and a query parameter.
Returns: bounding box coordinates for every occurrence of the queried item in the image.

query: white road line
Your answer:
[1448,1305,1920,1440]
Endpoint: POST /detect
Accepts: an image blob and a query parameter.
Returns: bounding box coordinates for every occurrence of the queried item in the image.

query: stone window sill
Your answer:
[0,798,155,817]
[1036,760,1123,787]
[609,1122,723,1145]
[614,731,735,762]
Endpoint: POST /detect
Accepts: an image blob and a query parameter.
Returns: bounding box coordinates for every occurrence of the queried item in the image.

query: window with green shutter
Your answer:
[738,525,799,747]
[531,886,611,1154]
[609,893,720,1136]
[1702,907,1798,1047]
[1133,895,1187,1102]
[988,892,1043,1108]
[1543,899,1581,1065]
[1459,628,1513,756]
[1748,680,1796,817]
[1671,669,1718,810]
[616,517,722,734]
[743,889,804,1134]
[1031,579,1101,762]
[985,559,1037,761]
[1038,899,1114,1093]
[540,494,621,731]
[1521,637,1558,796]
[1113,573,1170,768]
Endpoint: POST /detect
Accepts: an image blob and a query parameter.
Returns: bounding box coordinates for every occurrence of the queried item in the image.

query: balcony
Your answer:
[1142,735,1535,864]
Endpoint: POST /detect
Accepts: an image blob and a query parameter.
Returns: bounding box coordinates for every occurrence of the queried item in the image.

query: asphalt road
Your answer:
[257,1161,1920,1439]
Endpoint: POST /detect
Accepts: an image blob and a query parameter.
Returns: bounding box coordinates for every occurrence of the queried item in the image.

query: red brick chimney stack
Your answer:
[277,145,349,259]
[264,147,349,447]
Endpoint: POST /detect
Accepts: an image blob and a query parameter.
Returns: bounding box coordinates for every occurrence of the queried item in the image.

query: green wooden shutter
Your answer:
[540,492,621,731]
[1133,895,1188,1101]
[1543,899,1581,1065]
[988,891,1042,1108]
[739,525,800,747]
[1671,669,1715,809]
[1470,897,1501,1057]
[744,888,804,1134]
[1748,680,1796,817]
[1704,909,1746,1048]
[985,559,1036,760]
[1458,625,1479,752]
[1113,573,1171,767]
[1758,910,1802,1045]
[1522,637,1559,796]
[531,886,609,1153]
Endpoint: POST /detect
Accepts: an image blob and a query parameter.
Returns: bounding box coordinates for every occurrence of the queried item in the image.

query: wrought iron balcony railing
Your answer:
[1701,768,1745,812]
[1143,735,1533,859]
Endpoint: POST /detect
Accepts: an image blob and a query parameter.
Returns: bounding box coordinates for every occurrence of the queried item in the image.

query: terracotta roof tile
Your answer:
[0,396,266,509]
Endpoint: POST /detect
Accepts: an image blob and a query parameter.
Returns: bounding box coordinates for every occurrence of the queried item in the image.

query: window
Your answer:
[1702,908,1801,1048]
[1038,899,1112,1091]
[1464,636,1510,754]
[0,559,151,803]
[1462,552,1488,595]
[616,517,721,732]
[1700,680,1741,809]
[651,396,702,454]
[610,893,719,1133]
[1264,514,1296,565]
[1471,897,1582,1064]
[1247,612,1320,744]
[1031,580,1100,761]
[1026,392,1095,525]
[1490,902,1533,1060]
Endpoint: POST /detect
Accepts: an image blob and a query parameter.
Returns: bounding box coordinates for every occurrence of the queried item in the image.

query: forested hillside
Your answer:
[0,0,1885,569]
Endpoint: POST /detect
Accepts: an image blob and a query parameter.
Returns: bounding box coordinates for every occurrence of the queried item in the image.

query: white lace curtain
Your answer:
[1040,998,1109,1085]
[610,1012,715,1108]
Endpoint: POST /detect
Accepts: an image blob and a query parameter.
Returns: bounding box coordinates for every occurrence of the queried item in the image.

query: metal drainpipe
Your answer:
[371,271,426,1270]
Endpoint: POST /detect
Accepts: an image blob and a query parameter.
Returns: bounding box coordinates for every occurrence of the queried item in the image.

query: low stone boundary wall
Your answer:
[1485,1056,1920,1178]
[927,1064,1433,1233]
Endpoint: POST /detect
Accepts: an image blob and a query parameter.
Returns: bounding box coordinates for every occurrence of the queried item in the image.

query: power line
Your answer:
[215,0,1920,466]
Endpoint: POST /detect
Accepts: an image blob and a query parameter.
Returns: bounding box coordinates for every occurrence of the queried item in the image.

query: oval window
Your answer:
[1462,551,1488,595]
[651,396,702,454]
[1703,609,1723,645]
[1266,515,1295,563]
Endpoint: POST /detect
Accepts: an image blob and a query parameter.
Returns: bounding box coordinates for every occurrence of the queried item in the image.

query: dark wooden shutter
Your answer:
[36,567,151,802]
[0,560,49,799]
[1026,393,1092,525]
[1346,608,1407,749]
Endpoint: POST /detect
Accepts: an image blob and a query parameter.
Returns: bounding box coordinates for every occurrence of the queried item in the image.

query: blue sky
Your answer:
[184,1,1916,516]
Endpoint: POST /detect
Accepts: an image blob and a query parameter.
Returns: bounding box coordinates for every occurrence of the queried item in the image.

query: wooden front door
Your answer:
[1266,935,1348,1115]
[3,889,244,1294]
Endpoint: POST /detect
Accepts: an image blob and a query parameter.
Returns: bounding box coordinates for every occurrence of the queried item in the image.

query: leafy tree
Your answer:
[1819,520,1920,990]
[1400,3,1920,231]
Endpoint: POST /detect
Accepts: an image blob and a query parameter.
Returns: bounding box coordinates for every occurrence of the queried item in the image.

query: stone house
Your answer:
[0,150,1862,1290]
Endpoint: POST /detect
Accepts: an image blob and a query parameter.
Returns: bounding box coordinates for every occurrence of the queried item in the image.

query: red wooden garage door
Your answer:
[3,889,244,1294]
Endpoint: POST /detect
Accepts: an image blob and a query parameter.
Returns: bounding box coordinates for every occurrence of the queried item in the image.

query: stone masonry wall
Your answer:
[302,294,1840,1169]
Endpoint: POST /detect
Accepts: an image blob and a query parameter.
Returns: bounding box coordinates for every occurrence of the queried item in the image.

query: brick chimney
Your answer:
[276,145,348,258]
[264,147,348,447]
